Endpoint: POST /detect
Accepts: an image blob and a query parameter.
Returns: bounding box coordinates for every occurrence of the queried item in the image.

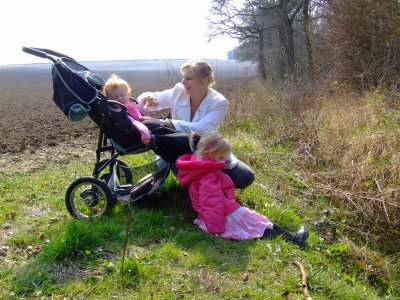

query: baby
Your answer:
[102,74,151,144]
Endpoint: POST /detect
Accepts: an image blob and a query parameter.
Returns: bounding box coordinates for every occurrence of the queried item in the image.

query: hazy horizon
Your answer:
[0,58,257,89]
[0,57,238,67]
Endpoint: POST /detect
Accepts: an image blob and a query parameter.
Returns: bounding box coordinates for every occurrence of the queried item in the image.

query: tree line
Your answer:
[208,0,400,89]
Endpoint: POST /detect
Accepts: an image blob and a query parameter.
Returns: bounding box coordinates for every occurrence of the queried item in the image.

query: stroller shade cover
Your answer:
[52,58,105,121]
[50,56,148,149]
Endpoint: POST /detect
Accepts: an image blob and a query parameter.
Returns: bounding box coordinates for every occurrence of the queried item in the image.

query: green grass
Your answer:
[0,134,398,299]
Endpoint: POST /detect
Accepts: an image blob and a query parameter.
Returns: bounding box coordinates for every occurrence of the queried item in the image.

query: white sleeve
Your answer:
[137,84,181,111]
[153,86,179,109]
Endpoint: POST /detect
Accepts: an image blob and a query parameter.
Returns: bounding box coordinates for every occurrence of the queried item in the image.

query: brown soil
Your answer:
[0,84,97,154]
[0,70,99,171]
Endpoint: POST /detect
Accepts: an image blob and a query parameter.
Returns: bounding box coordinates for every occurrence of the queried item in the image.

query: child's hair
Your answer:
[102,74,131,97]
[190,131,231,160]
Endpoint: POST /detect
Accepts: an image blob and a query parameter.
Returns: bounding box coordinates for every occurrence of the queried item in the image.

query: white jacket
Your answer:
[138,83,237,168]
[138,83,229,133]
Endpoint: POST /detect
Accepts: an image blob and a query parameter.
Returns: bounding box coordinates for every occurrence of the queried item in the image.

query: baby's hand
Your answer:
[141,138,151,145]
[139,116,152,121]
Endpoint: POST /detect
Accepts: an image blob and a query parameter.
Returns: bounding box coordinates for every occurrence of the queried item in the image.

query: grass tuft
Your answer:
[38,220,105,264]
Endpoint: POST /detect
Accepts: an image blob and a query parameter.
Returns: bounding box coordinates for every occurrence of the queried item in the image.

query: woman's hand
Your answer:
[142,118,174,129]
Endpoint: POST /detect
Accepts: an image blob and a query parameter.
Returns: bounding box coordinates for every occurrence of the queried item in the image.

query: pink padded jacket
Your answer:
[176,153,241,234]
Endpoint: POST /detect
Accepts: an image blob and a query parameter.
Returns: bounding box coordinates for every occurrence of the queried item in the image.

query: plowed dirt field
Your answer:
[0,66,100,172]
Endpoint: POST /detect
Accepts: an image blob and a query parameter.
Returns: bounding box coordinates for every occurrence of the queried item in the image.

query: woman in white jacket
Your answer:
[138,59,254,188]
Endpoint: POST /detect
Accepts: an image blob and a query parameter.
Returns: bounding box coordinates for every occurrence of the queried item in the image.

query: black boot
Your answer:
[263,224,309,249]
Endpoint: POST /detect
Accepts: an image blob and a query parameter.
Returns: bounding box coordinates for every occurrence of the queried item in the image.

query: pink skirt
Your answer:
[194,206,273,240]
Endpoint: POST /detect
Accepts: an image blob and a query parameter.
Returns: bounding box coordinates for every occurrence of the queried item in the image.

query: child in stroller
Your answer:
[102,74,152,145]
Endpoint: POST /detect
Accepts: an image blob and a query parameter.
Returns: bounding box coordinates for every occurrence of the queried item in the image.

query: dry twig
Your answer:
[291,260,312,300]
[374,177,390,222]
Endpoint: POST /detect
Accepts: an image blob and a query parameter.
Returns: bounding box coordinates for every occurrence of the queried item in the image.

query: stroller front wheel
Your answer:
[65,177,113,219]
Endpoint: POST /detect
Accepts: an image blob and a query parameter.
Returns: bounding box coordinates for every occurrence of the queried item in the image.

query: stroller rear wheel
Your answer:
[65,177,113,219]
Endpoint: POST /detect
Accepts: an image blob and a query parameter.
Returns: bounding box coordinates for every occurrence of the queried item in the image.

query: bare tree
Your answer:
[208,0,279,80]
[278,0,302,81]
[208,0,302,81]
[302,0,315,79]
[232,40,259,61]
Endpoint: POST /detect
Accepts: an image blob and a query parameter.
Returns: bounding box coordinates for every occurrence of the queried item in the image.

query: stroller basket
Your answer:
[109,157,170,203]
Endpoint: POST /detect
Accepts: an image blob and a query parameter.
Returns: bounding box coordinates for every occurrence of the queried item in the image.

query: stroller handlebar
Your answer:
[22,47,76,63]
[22,47,52,60]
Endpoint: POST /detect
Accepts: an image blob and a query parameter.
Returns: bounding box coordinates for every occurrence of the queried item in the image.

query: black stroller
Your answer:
[22,47,194,220]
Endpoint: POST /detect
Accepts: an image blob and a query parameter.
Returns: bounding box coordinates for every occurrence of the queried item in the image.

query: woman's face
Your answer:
[181,67,208,97]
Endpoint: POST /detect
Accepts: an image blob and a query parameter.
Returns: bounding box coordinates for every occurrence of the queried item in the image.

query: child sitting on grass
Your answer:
[176,132,309,249]
[103,74,152,144]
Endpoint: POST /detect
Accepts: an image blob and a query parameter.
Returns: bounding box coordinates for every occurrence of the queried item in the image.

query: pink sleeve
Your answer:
[127,115,151,142]
[127,102,143,120]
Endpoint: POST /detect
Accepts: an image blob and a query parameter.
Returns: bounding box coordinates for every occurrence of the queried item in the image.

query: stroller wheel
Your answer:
[97,159,133,185]
[65,177,113,219]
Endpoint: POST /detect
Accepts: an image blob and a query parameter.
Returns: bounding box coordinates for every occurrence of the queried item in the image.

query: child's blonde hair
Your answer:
[190,132,231,160]
[102,74,132,97]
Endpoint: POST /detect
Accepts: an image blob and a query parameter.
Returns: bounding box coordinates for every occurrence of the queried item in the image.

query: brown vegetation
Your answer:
[223,79,400,253]
[323,0,400,88]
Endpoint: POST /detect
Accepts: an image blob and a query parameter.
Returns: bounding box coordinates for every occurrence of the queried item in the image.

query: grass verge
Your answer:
[1,131,398,299]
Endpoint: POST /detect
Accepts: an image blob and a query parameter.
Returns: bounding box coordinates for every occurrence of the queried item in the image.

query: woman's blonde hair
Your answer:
[102,74,131,97]
[190,131,231,160]
[181,60,216,87]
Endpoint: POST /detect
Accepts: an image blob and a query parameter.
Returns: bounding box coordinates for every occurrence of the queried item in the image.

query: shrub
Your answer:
[323,0,400,89]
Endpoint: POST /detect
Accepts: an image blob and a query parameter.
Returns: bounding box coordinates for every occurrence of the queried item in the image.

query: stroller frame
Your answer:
[22,47,175,219]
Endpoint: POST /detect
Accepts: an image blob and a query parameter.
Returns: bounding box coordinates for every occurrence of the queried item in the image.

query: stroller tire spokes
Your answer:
[65,177,113,219]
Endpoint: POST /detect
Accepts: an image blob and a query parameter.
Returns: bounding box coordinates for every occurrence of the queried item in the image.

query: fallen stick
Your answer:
[292,260,312,300]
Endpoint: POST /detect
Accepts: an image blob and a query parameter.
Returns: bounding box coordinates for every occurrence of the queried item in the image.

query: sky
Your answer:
[1,0,239,65]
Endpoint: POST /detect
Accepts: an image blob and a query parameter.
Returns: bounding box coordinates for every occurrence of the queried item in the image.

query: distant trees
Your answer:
[208,0,275,80]
[208,0,304,81]
[208,0,400,89]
